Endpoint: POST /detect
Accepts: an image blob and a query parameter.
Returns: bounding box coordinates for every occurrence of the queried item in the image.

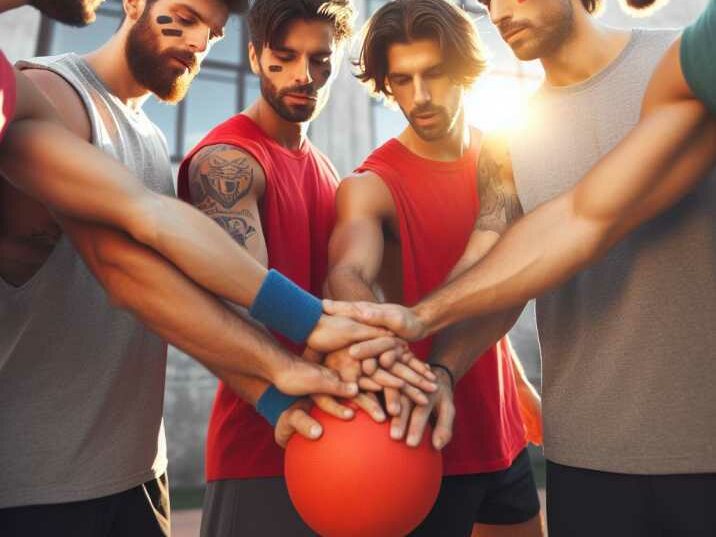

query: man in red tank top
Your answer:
[325,1,543,535]
[177,1,435,535]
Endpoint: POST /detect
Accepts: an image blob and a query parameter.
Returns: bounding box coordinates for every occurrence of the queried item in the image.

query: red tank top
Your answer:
[0,51,17,142]
[178,114,339,479]
[356,135,526,474]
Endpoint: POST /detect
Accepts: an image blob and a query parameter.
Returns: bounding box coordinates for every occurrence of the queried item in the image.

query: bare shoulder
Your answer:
[336,170,395,219]
[21,68,91,140]
[478,131,514,184]
[186,143,267,208]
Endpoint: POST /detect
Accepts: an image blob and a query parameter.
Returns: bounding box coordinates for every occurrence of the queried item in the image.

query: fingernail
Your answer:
[425,371,437,381]
[346,382,358,395]
[407,435,419,447]
[310,425,322,438]
[374,412,386,422]
[434,438,445,450]
[343,409,354,419]
[390,427,402,439]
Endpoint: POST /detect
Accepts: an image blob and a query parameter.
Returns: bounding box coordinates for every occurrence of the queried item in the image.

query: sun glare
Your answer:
[465,72,543,133]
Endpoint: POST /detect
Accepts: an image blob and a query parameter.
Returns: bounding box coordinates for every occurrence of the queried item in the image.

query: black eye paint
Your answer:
[268,65,283,73]
[156,15,173,24]
[322,67,332,79]
[162,28,183,37]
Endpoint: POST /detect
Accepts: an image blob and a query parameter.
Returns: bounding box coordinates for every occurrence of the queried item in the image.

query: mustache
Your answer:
[279,83,317,99]
[165,49,198,73]
[410,104,446,119]
[497,20,532,39]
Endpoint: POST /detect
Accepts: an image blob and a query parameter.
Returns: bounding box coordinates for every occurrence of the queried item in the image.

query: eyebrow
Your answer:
[174,3,225,39]
[271,45,333,57]
[388,63,445,78]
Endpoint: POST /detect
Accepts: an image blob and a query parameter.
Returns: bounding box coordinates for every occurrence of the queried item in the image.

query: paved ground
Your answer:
[172,489,547,536]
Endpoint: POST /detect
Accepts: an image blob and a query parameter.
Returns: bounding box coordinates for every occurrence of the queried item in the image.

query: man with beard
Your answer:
[322,2,543,536]
[0,1,394,396]
[327,0,716,535]
[0,0,402,535]
[177,1,435,534]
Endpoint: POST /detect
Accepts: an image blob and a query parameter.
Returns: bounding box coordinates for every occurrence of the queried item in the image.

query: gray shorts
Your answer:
[200,477,316,537]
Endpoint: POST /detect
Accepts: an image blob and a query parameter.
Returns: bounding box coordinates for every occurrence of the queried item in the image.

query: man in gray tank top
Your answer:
[325,1,716,535]
[0,1,249,535]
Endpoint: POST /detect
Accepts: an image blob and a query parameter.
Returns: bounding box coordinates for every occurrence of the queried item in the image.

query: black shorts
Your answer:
[409,448,541,536]
[547,460,716,537]
[0,474,170,537]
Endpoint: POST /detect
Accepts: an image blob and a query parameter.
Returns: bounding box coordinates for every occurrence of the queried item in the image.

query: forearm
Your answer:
[0,119,268,306]
[429,306,523,381]
[325,265,381,302]
[59,217,292,382]
[415,100,714,331]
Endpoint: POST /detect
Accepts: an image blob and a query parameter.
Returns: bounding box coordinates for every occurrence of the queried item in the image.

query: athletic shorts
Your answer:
[201,448,539,537]
[409,447,541,536]
[547,459,716,537]
[0,473,169,537]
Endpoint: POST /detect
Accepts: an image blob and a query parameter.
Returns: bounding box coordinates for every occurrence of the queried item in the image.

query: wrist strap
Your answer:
[249,269,323,343]
[430,364,455,390]
[256,385,300,427]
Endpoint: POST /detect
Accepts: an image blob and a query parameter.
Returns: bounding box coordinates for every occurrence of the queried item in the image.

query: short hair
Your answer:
[356,0,487,99]
[248,0,356,53]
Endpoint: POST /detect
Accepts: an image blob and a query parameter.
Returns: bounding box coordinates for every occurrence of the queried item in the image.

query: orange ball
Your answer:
[285,405,443,537]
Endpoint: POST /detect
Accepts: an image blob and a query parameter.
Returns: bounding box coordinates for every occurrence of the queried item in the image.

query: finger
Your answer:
[383,387,402,416]
[342,317,392,342]
[324,354,361,383]
[378,350,399,369]
[311,394,354,420]
[401,383,430,406]
[358,376,383,392]
[278,361,358,399]
[362,358,378,376]
[353,392,386,422]
[405,356,437,381]
[406,404,432,448]
[370,368,405,390]
[432,398,456,450]
[390,395,412,440]
[349,337,405,360]
[390,362,437,392]
[275,409,321,448]
[302,348,323,364]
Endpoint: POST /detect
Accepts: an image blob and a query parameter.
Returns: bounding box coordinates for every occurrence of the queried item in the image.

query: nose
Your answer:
[293,56,313,86]
[186,26,210,54]
[413,76,431,107]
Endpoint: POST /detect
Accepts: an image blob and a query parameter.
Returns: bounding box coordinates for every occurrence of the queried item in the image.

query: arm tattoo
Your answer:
[475,144,522,235]
[190,145,254,210]
[188,145,261,250]
[213,210,258,247]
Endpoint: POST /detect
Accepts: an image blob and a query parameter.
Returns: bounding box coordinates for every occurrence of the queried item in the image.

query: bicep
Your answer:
[641,38,694,116]
[474,135,523,236]
[187,144,268,267]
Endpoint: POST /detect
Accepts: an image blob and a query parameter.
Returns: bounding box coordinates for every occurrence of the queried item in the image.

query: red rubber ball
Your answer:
[285,405,443,537]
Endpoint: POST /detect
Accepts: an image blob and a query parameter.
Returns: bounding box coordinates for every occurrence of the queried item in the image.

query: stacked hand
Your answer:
[322,300,428,342]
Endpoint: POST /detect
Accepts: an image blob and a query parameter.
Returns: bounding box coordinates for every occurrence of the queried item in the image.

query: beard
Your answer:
[125,8,198,103]
[30,0,104,27]
[500,0,574,61]
[259,67,328,123]
[404,103,458,142]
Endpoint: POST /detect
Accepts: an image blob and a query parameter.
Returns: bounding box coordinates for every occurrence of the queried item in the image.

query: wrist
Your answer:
[256,385,301,427]
[429,363,455,391]
[413,299,442,337]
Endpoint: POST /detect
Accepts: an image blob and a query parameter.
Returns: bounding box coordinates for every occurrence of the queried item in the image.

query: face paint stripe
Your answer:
[162,29,183,37]
[156,15,173,24]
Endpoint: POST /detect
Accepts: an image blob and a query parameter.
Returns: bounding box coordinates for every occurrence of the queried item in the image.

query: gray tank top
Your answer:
[0,53,173,507]
[511,29,716,475]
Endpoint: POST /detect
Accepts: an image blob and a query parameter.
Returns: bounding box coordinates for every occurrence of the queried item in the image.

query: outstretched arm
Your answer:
[328,37,715,335]
[0,68,387,352]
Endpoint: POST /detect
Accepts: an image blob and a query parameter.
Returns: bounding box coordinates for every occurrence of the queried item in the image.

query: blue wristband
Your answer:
[256,385,300,427]
[249,269,323,343]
